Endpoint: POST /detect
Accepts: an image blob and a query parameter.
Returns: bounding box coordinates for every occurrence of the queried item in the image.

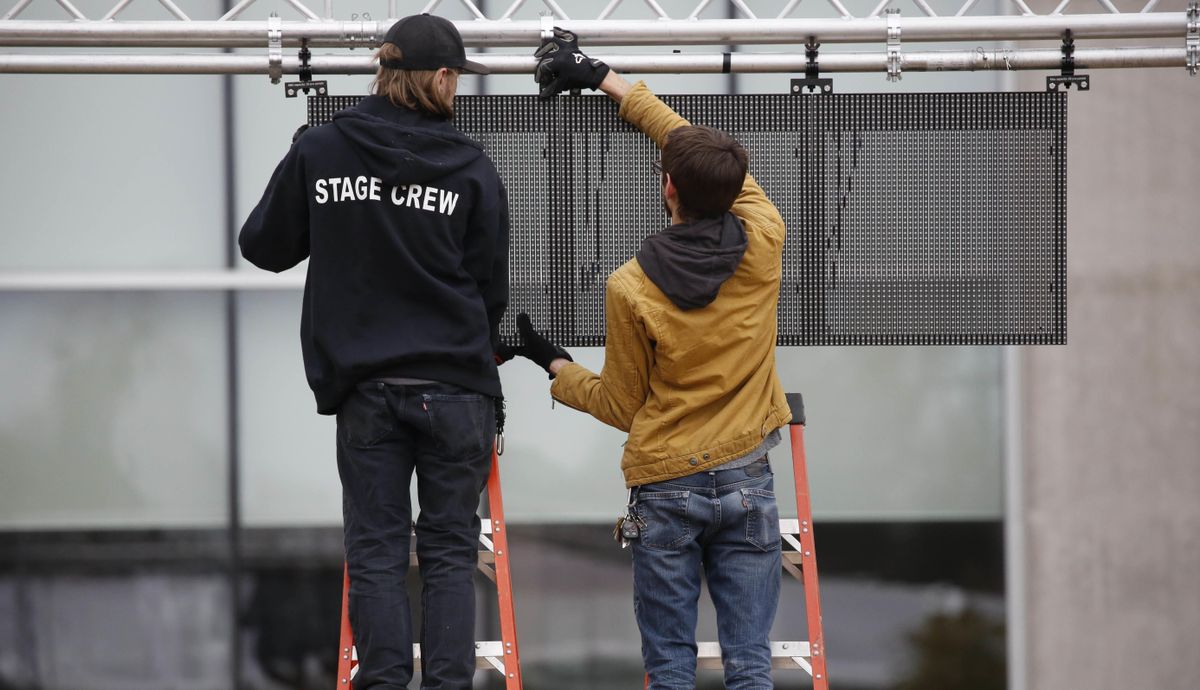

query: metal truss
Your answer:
[0,0,1197,78]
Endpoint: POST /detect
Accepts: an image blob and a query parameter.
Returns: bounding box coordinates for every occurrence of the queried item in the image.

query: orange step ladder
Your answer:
[646,392,829,689]
[335,447,523,689]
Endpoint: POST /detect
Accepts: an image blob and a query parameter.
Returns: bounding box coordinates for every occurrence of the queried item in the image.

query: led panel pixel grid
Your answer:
[309,93,1067,346]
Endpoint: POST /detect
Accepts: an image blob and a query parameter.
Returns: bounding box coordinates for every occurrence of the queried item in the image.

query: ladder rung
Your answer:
[396,522,500,566]
[349,641,511,675]
[416,640,507,668]
[695,641,813,671]
[406,552,496,566]
[465,641,509,670]
[399,522,494,535]
[397,522,803,566]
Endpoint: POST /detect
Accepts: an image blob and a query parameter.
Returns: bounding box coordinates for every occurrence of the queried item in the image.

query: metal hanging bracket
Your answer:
[1187,2,1199,76]
[791,38,833,94]
[285,39,329,98]
[886,10,902,83]
[266,13,282,84]
[1047,29,1090,91]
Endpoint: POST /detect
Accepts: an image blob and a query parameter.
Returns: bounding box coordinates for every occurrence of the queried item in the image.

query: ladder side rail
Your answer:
[337,563,355,687]
[789,410,829,690]
[645,392,828,689]
[333,447,524,689]
[485,446,524,689]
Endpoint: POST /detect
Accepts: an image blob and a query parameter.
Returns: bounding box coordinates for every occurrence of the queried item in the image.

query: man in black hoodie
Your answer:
[239,14,508,690]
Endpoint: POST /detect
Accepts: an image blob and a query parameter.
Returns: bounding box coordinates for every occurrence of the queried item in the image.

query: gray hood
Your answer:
[635,212,748,311]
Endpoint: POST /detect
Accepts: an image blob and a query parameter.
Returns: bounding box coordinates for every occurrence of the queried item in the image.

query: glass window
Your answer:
[0,292,229,528]
[0,0,227,273]
[235,290,340,526]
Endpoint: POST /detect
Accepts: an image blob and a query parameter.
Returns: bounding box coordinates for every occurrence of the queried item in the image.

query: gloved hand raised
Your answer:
[515,313,573,377]
[533,27,610,100]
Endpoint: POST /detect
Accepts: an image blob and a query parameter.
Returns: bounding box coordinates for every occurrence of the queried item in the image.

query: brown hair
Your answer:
[660,125,749,220]
[372,43,456,119]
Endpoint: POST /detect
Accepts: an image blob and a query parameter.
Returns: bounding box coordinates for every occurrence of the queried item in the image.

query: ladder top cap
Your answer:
[786,392,805,426]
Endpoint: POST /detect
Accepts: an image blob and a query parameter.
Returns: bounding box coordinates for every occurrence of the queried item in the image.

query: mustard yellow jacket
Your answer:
[550,81,792,487]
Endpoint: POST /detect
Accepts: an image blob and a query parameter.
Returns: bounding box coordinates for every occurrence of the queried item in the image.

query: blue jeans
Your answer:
[632,458,782,690]
[336,381,494,690]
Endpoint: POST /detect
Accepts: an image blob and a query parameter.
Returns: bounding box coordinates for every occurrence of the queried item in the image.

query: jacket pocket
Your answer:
[743,486,780,552]
[337,384,395,448]
[423,392,493,459]
[634,490,692,550]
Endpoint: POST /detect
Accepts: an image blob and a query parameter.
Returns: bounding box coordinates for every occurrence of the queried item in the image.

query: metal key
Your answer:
[614,488,643,548]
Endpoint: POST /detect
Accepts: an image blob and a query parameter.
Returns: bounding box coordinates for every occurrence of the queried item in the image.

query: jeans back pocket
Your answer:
[423,392,493,459]
[634,490,692,550]
[337,384,396,448]
[742,486,781,552]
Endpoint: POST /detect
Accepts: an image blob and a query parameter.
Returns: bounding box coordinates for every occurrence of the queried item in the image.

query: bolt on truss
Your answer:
[0,0,1197,76]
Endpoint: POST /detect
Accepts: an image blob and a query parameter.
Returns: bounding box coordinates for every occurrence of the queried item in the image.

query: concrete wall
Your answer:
[1016,65,1200,689]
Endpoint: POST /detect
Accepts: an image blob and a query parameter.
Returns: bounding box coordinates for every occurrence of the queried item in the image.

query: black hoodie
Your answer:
[636,212,748,311]
[240,95,509,414]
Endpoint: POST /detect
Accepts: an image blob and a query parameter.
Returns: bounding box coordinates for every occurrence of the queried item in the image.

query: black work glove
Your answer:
[516,313,573,377]
[292,123,310,143]
[533,27,610,100]
[494,341,521,366]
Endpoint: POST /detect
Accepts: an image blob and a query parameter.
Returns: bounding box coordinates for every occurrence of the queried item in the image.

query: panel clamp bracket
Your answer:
[1047,29,1089,91]
[886,10,902,82]
[1187,2,1199,76]
[792,38,833,94]
[285,39,329,98]
[267,13,283,84]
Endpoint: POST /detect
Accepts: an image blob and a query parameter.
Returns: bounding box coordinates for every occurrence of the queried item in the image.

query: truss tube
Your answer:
[1,0,35,21]
[156,0,190,22]
[0,14,1188,48]
[956,0,981,17]
[0,20,381,47]
[52,0,87,21]
[1011,0,1035,16]
[217,0,254,21]
[0,270,304,291]
[0,47,1186,75]
[281,0,320,21]
[100,0,134,21]
[826,0,853,20]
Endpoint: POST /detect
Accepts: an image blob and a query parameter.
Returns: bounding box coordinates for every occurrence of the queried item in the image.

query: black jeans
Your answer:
[336,380,494,690]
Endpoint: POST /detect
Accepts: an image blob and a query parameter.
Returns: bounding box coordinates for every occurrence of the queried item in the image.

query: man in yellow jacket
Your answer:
[517,29,793,689]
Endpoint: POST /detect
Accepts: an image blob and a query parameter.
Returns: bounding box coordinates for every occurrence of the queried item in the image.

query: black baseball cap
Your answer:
[380,14,490,75]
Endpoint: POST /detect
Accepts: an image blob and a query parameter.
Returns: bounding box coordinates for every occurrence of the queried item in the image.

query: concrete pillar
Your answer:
[1016,64,1200,689]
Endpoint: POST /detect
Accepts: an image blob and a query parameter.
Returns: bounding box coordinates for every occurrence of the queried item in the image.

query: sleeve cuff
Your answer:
[617,80,652,123]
